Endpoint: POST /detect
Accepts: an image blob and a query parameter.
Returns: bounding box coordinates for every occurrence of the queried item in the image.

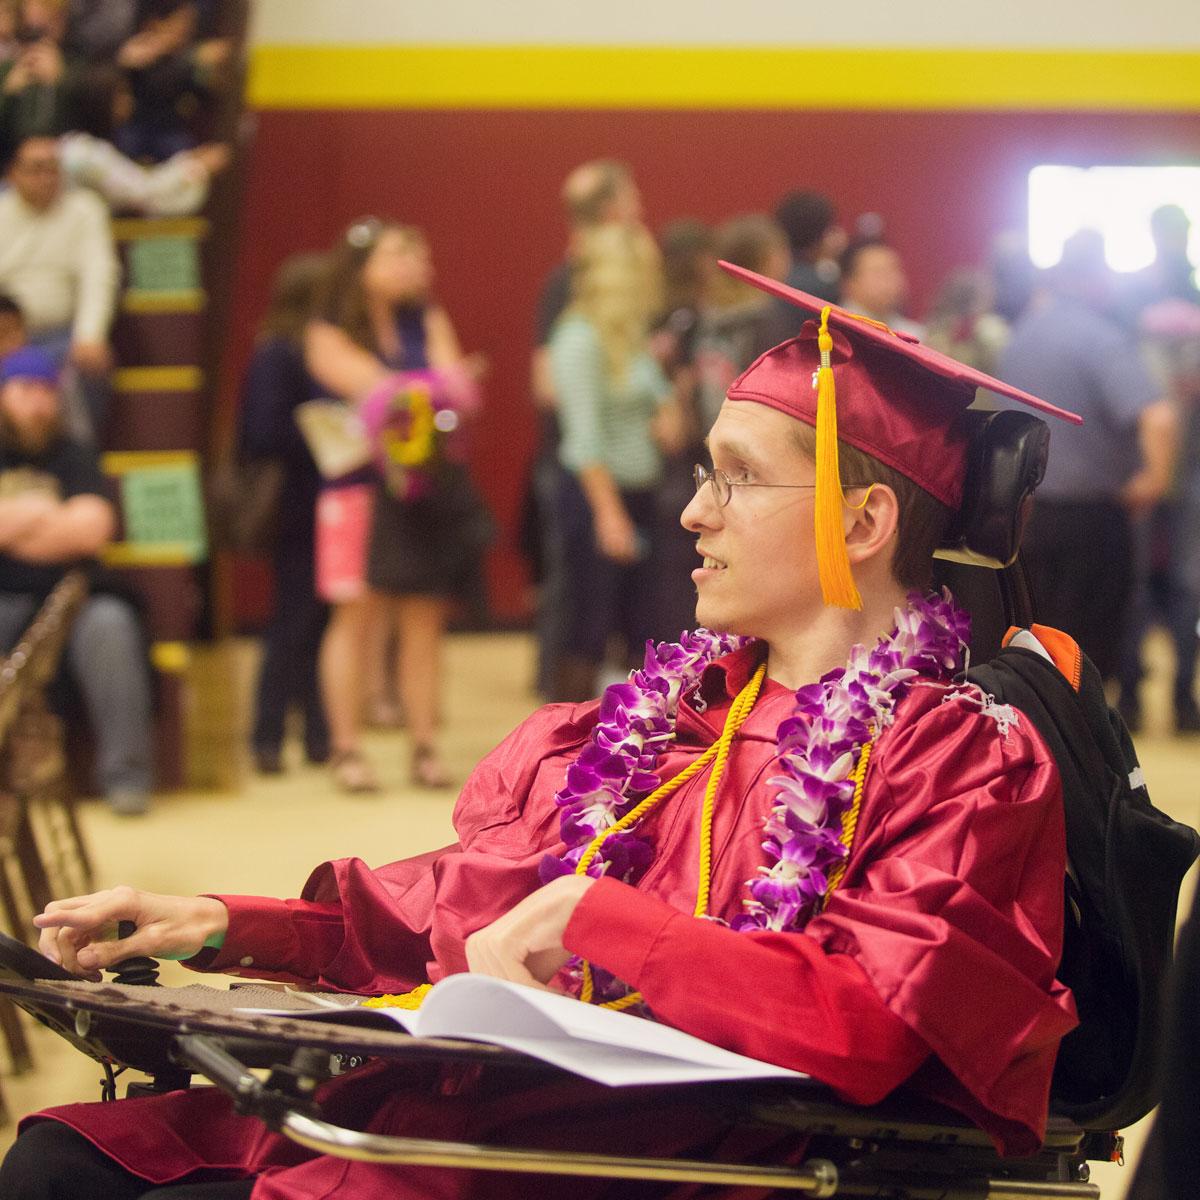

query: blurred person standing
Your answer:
[989,231,1038,325]
[1119,204,1199,325]
[0,345,152,813]
[548,222,676,701]
[838,238,924,339]
[527,159,644,698]
[651,217,715,640]
[651,217,714,392]
[693,213,792,434]
[0,133,118,437]
[997,230,1177,681]
[238,253,330,775]
[1115,298,1200,732]
[773,188,843,307]
[924,267,1011,376]
[306,220,487,792]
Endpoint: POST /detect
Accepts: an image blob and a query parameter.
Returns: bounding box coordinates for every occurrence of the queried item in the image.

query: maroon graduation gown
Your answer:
[23,645,1077,1197]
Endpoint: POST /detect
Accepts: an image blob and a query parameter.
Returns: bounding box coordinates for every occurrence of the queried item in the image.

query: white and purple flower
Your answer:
[543,591,969,987]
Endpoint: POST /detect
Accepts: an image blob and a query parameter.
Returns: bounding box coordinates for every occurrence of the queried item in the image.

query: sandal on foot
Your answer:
[411,744,452,789]
[331,749,380,793]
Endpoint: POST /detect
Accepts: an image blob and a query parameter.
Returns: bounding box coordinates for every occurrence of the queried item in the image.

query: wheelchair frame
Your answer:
[0,972,1106,1199]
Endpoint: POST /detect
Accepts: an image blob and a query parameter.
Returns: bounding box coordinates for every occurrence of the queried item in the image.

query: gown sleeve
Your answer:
[564,692,1078,1155]
[190,702,596,993]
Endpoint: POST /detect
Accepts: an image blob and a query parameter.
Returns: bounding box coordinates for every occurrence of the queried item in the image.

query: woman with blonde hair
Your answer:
[305,219,488,792]
[548,222,679,701]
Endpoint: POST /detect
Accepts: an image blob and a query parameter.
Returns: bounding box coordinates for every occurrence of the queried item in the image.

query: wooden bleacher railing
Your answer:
[0,570,91,1107]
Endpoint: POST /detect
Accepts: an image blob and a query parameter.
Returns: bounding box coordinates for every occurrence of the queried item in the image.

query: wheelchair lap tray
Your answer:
[0,928,77,983]
[0,951,1107,1196]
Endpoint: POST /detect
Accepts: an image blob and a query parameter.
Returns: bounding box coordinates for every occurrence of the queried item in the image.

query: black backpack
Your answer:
[966,637,1200,1131]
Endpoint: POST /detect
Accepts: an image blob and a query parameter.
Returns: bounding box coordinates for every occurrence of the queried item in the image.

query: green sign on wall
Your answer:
[120,461,207,562]
[127,237,202,293]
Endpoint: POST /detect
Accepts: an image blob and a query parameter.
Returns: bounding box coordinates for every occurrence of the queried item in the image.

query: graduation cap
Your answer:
[719,261,1082,610]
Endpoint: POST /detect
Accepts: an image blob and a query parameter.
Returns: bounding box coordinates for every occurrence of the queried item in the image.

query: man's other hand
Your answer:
[465,876,594,989]
[34,887,228,980]
[69,341,113,376]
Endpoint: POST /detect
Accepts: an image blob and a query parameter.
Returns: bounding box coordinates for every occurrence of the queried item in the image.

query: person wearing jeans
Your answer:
[0,345,152,814]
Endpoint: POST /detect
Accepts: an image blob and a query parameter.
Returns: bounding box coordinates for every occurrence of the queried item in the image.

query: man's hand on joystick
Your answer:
[33,887,229,981]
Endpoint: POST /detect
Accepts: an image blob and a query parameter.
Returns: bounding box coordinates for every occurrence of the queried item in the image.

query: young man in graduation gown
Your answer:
[3,265,1081,1200]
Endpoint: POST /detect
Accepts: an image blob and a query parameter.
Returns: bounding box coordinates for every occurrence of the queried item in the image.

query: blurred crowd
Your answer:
[516,161,1199,744]
[0,0,236,815]
[234,157,1200,807]
[0,30,1196,814]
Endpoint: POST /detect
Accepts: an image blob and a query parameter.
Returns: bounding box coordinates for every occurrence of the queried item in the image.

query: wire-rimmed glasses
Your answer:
[692,464,820,508]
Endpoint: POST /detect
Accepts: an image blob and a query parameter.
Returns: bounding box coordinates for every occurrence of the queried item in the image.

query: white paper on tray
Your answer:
[236,974,804,1088]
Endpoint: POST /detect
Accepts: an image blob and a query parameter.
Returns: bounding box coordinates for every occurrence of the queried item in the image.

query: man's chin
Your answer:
[693,598,739,636]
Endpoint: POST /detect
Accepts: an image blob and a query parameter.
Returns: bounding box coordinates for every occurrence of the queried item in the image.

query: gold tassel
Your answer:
[814,307,863,610]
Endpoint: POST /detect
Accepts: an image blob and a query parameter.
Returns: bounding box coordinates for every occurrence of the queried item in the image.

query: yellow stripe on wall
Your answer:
[248,44,1200,111]
[102,543,198,568]
[102,449,199,475]
[112,366,204,393]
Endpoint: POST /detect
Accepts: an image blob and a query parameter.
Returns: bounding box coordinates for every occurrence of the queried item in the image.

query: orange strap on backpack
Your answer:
[1002,624,1083,692]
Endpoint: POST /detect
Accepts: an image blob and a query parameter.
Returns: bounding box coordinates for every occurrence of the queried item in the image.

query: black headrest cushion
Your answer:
[934,409,1050,570]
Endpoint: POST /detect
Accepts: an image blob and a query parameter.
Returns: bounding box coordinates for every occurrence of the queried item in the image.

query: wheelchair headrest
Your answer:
[934,409,1049,570]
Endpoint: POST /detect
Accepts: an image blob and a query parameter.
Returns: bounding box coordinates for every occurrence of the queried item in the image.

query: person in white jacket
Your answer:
[0,133,118,432]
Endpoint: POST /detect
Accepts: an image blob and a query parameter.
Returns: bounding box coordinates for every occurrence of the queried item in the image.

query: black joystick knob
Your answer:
[107,920,161,986]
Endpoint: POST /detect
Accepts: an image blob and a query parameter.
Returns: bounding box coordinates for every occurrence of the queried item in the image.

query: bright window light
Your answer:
[1028,165,1200,274]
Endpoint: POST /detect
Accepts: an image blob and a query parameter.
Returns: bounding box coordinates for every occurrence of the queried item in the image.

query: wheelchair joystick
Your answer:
[107,920,162,987]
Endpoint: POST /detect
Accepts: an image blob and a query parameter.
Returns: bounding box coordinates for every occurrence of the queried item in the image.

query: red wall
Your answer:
[226,108,1200,624]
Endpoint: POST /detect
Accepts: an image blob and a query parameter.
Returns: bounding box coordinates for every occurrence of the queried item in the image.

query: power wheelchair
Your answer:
[0,411,1194,1199]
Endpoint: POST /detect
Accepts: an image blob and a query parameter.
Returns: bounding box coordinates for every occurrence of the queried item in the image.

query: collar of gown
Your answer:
[682,641,793,742]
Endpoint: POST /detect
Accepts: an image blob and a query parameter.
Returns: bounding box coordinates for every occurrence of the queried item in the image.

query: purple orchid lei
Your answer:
[542,591,971,954]
[539,627,749,887]
[734,588,970,933]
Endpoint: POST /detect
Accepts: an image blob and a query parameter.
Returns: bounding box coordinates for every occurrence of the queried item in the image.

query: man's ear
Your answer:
[844,483,900,569]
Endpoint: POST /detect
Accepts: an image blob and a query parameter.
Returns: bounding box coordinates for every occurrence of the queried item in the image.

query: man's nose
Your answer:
[680,483,719,532]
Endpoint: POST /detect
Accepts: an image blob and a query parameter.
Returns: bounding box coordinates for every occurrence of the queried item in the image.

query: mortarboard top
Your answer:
[717,260,1082,609]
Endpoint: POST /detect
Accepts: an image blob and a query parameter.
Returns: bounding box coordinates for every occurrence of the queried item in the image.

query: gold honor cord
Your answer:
[579,665,767,1008]
[367,669,873,1015]
[821,735,874,902]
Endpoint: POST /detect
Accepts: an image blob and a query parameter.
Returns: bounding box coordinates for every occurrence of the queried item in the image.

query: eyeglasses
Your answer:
[693,463,817,508]
[692,463,868,508]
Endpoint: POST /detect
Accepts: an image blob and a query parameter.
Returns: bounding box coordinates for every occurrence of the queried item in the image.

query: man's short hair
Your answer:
[0,294,23,322]
[774,191,835,256]
[562,160,633,228]
[1,133,55,175]
[839,238,890,284]
[791,422,952,591]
